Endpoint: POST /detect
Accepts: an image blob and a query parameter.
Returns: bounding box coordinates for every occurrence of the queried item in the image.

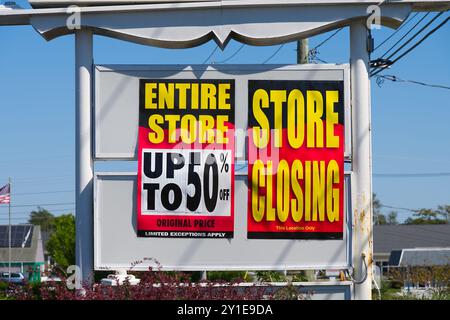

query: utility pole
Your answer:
[297,38,316,283]
[297,39,309,64]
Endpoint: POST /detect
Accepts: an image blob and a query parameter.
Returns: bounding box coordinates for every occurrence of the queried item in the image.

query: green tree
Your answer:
[376,214,387,225]
[404,207,448,225]
[46,214,75,269]
[28,207,55,232]
[437,205,450,223]
[387,211,398,225]
[373,193,385,225]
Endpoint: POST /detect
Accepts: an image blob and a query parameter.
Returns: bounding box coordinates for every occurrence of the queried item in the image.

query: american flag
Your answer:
[0,184,10,204]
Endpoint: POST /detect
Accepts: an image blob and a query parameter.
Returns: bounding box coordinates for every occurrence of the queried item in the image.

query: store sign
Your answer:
[247,80,344,239]
[137,79,235,238]
[94,65,351,271]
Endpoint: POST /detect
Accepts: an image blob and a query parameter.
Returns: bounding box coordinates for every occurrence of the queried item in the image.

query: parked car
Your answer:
[41,275,62,283]
[0,272,25,284]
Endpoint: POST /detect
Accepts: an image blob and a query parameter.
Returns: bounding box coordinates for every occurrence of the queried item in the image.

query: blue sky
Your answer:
[0,2,449,224]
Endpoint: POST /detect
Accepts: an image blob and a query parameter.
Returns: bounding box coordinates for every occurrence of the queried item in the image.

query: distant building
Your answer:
[0,225,45,282]
[388,247,450,267]
[374,224,450,270]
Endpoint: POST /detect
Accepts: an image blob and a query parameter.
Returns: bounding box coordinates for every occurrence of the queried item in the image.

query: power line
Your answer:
[380,15,450,73]
[202,45,219,64]
[12,190,74,196]
[379,12,430,58]
[0,175,74,183]
[374,172,450,178]
[376,74,450,91]
[308,28,343,63]
[374,12,419,51]
[371,12,448,77]
[215,44,245,64]
[262,44,285,64]
[312,28,343,51]
[0,208,75,215]
[6,202,75,208]
[314,57,329,64]
[0,216,73,221]
[380,204,419,213]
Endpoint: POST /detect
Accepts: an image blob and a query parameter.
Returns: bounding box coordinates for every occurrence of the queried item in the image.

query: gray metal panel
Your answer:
[297,282,353,300]
[233,281,353,300]
[398,248,450,266]
[94,64,351,160]
[93,172,352,271]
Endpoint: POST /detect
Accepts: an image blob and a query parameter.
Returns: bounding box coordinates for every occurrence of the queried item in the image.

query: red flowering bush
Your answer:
[3,262,310,300]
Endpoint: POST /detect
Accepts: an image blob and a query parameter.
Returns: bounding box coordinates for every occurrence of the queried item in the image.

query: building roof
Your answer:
[0,225,45,263]
[389,248,450,266]
[374,224,450,254]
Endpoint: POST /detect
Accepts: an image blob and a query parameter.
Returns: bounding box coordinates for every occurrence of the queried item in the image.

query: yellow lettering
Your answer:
[158,83,174,109]
[180,114,196,144]
[266,161,275,221]
[326,90,340,148]
[198,115,215,143]
[270,90,286,148]
[252,89,270,149]
[312,161,326,221]
[252,160,265,222]
[145,83,157,109]
[277,160,290,222]
[307,91,324,148]
[165,115,180,143]
[327,160,340,222]
[201,83,217,109]
[147,114,164,143]
[305,161,311,222]
[291,160,304,222]
[287,89,305,149]
[218,83,231,110]
[176,83,190,109]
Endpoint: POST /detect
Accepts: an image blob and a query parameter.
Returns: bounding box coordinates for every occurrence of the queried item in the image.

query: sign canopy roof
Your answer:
[0,0,447,48]
[26,0,450,11]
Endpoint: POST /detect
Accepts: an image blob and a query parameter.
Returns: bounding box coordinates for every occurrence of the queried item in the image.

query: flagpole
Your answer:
[8,177,11,280]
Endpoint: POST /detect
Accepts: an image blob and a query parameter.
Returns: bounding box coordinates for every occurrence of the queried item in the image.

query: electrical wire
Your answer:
[376,15,450,76]
[262,44,285,64]
[314,57,329,64]
[307,28,343,63]
[380,204,419,213]
[374,12,419,51]
[376,74,450,91]
[379,12,430,58]
[0,175,74,183]
[312,28,343,51]
[374,172,450,178]
[346,254,368,285]
[0,208,75,215]
[202,45,219,64]
[12,190,74,196]
[371,12,448,77]
[215,44,245,64]
[8,202,74,208]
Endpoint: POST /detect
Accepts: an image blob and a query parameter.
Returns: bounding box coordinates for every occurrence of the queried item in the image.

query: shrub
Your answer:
[6,266,293,300]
